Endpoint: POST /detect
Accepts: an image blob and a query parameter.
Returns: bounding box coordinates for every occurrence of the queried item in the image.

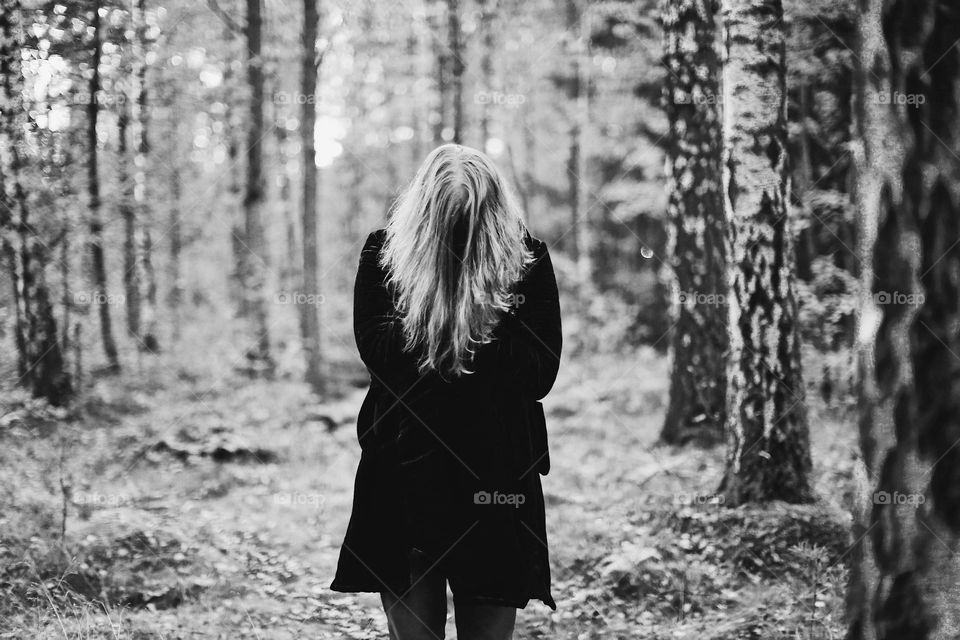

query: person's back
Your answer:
[330,144,562,640]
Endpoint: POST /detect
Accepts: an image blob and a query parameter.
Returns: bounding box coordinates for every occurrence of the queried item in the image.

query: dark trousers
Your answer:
[380,570,516,640]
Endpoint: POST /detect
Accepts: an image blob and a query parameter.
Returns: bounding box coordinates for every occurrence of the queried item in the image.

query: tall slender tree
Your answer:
[205,1,247,320]
[476,0,496,148]
[0,0,72,403]
[118,93,141,339]
[86,0,121,372]
[446,0,463,143]
[430,0,448,145]
[658,0,727,446]
[565,0,589,276]
[243,0,272,370]
[132,0,158,352]
[167,160,182,340]
[274,114,298,291]
[300,0,324,394]
[847,1,960,638]
[717,0,811,504]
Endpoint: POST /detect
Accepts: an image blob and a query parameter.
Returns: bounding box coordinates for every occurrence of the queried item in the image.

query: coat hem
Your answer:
[330,581,557,611]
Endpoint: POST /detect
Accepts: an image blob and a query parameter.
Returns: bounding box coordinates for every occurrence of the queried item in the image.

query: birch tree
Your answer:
[718,0,811,504]
[659,0,727,446]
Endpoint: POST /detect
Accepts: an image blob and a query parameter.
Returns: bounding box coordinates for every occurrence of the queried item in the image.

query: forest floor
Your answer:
[1,346,858,639]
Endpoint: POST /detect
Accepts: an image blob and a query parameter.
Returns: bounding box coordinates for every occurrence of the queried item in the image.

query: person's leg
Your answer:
[380,570,447,640]
[453,601,516,640]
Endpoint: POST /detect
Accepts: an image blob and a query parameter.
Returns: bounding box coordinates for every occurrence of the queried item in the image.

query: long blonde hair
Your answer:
[380,144,533,378]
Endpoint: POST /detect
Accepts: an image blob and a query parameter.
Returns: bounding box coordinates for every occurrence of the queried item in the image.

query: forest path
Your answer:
[3,348,853,639]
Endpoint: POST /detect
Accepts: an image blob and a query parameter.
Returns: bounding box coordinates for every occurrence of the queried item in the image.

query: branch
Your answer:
[206,0,243,36]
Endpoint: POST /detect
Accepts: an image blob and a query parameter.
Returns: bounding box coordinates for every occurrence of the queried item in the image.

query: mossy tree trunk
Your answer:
[847,1,960,638]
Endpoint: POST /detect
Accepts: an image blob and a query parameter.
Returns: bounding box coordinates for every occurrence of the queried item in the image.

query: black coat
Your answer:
[330,228,562,610]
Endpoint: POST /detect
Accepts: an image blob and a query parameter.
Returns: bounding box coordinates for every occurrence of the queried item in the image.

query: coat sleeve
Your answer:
[353,231,421,391]
[482,240,563,400]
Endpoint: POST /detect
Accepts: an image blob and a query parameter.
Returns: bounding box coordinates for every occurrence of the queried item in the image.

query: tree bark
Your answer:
[718,0,811,505]
[274,119,298,291]
[477,0,497,147]
[520,103,537,228]
[432,1,448,145]
[243,0,272,371]
[223,74,246,318]
[565,0,589,277]
[658,0,727,447]
[847,1,960,638]
[168,161,182,341]
[86,0,121,373]
[132,0,158,352]
[118,98,141,339]
[0,0,72,403]
[300,0,323,394]
[446,0,463,144]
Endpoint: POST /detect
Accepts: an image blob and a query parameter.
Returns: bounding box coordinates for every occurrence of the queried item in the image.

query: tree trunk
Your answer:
[346,8,370,240]
[86,1,121,373]
[565,0,589,277]
[847,1,960,638]
[717,0,811,505]
[0,0,72,403]
[520,103,537,228]
[133,0,158,352]
[2,215,26,376]
[59,216,71,360]
[477,0,496,148]
[274,120,298,291]
[658,0,727,447]
[408,23,426,164]
[432,1,448,145]
[300,0,323,394]
[243,0,272,371]
[118,99,141,339]
[168,162,182,341]
[446,0,463,144]
[794,82,814,282]
[224,90,246,318]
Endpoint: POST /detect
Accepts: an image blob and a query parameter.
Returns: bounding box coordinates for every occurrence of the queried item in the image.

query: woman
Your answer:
[330,144,562,640]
